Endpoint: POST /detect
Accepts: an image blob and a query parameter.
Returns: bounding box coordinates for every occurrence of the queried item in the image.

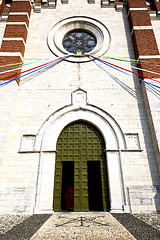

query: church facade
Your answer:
[0,0,160,214]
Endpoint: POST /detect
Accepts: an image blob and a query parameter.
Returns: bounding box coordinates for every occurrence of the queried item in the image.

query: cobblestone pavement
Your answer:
[0,212,160,239]
[0,214,30,235]
[112,213,160,240]
[30,213,135,240]
[133,213,160,231]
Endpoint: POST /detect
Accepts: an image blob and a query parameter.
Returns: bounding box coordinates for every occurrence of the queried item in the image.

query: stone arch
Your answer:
[34,105,126,152]
[33,97,126,213]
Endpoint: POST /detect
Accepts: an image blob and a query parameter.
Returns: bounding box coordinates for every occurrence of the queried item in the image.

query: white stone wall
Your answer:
[145,20,160,176]
[0,1,160,213]
[152,20,160,53]
[0,21,6,48]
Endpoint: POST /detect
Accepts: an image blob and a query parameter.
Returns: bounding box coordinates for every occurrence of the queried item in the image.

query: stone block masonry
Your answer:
[127,0,160,180]
[0,0,160,214]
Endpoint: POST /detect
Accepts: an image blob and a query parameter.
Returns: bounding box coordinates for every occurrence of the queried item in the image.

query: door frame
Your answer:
[54,121,110,212]
[33,101,126,213]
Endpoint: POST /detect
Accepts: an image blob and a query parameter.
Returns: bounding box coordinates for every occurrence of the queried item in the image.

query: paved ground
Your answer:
[112,213,160,240]
[30,212,135,240]
[0,212,160,239]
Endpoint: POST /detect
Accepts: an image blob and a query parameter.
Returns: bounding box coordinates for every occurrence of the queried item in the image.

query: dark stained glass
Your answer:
[62,30,97,54]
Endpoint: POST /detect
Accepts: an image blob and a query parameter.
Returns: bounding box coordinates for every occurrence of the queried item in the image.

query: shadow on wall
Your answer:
[94,61,137,98]
[122,6,160,213]
[0,214,52,240]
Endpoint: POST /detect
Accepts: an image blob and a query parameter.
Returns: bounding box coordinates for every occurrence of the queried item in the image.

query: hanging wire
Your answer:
[95,55,160,67]
[95,55,141,63]
[88,55,160,89]
[130,65,160,78]
[0,56,70,82]
[0,60,43,72]
[0,55,71,87]
[0,66,24,76]
[88,55,160,85]
[97,55,160,77]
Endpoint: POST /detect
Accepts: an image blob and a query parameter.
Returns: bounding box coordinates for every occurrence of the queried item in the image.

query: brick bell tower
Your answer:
[0,0,160,214]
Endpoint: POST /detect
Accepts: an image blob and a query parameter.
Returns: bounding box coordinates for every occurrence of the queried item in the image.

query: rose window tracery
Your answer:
[62,30,97,54]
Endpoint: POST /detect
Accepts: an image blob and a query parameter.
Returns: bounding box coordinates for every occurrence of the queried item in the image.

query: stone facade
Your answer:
[0,0,160,214]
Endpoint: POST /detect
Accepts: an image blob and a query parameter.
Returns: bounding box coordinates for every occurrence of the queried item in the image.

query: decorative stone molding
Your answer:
[0,52,23,60]
[131,25,153,35]
[1,13,8,21]
[48,0,56,9]
[3,37,26,45]
[34,3,41,13]
[101,0,109,8]
[139,55,160,59]
[47,16,111,63]
[20,135,36,152]
[71,89,87,107]
[61,0,68,4]
[109,0,115,4]
[125,133,141,150]
[32,89,126,213]
[101,0,115,8]
[149,10,157,19]
[128,8,148,11]
[19,89,150,213]
[106,150,125,212]
[126,185,157,213]
[34,90,125,152]
[88,0,95,4]
[115,2,123,12]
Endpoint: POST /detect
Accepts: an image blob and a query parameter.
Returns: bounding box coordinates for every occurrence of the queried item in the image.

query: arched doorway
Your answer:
[53,121,110,212]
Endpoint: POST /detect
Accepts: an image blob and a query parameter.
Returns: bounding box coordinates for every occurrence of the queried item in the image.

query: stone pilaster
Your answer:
[127,0,160,174]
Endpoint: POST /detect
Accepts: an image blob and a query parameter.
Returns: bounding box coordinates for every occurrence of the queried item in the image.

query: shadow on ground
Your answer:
[1,213,160,239]
[0,214,52,240]
[112,213,160,240]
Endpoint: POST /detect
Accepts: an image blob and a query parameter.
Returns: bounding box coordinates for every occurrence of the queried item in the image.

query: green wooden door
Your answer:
[53,121,110,212]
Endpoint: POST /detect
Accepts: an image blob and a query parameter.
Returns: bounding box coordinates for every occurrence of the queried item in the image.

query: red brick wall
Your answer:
[132,30,159,58]
[127,0,160,79]
[127,0,147,9]
[0,0,31,85]
[0,0,9,14]
[4,25,28,42]
[0,56,22,85]
[8,15,29,27]
[1,40,25,56]
[10,1,31,17]
[128,10,151,29]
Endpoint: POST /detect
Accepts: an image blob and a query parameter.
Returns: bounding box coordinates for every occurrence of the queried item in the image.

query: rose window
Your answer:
[62,30,97,54]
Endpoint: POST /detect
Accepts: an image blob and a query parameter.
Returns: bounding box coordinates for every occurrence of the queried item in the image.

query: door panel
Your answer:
[61,161,74,211]
[66,186,74,210]
[88,161,103,211]
[53,121,110,212]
